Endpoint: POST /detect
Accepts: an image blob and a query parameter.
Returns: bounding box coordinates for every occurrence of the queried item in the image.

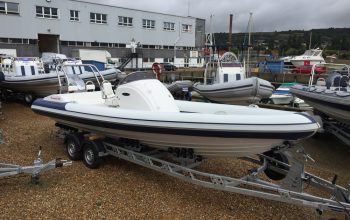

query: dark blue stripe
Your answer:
[32,108,315,140]
[194,84,253,92]
[260,84,274,89]
[32,98,67,111]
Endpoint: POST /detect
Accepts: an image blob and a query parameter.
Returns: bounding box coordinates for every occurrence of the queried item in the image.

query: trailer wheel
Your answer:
[65,133,83,161]
[262,150,289,181]
[82,141,101,169]
[24,94,34,104]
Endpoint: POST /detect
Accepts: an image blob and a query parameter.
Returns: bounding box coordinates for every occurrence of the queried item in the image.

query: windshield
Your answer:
[303,50,321,56]
[118,71,155,85]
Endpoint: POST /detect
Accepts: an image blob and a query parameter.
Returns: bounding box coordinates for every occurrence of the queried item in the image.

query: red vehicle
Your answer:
[291,65,327,74]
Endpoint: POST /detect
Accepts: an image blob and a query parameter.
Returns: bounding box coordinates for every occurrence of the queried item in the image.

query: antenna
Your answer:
[246,12,253,78]
[309,31,312,49]
[187,0,190,16]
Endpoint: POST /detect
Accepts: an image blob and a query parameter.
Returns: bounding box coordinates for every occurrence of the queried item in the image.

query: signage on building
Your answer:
[190,51,198,57]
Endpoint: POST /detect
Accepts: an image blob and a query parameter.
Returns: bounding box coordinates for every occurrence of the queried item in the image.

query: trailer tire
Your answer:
[262,150,289,181]
[82,141,101,169]
[24,94,34,105]
[65,133,83,161]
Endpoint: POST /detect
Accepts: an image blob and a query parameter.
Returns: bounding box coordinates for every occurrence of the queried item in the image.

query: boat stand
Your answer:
[0,147,71,183]
[96,140,350,216]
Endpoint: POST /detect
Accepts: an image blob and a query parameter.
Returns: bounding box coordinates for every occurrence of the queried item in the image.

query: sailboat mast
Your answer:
[247,12,253,78]
[309,31,312,49]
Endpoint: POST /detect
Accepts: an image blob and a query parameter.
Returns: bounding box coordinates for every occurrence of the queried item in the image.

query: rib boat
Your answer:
[290,64,350,124]
[31,71,319,158]
[0,57,120,101]
[193,52,274,105]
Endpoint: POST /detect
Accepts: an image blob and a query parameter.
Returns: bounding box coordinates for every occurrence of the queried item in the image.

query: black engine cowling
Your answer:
[0,71,5,82]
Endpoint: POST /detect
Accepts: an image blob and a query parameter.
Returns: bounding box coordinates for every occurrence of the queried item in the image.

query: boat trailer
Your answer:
[322,118,350,147]
[57,128,350,217]
[0,147,72,183]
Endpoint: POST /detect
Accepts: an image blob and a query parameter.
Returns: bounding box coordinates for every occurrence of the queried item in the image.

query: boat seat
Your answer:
[68,85,78,93]
[101,81,119,107]
[85,81,95,92]
[316,78,326,86]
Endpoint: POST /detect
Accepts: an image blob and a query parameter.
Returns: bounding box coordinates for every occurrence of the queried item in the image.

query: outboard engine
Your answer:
[326,72,341,89]
[0,71,4,82]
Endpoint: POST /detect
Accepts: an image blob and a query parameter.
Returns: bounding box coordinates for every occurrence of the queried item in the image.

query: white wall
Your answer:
[0,0,198,47]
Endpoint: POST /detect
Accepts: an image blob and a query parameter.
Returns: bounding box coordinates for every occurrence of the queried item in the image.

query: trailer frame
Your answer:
[58,128,350,217]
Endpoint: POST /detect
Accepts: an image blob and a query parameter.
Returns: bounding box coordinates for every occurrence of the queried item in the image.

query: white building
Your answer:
[0,0,206,68]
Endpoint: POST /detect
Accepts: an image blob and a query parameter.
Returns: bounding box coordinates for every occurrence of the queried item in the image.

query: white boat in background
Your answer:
[269,82,306,106]
[193,52,274,105]
[0,57,121,103]
[289,48,325,67]
[31,71,319,158]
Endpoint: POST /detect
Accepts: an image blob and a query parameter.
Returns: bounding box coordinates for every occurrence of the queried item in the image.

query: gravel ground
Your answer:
[0,102,349,219]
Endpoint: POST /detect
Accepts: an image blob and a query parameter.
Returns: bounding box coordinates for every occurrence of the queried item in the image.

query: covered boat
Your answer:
[32,72,319,158]
[290,64,350,124]
[193,52,274,105]
[0,57,121,102]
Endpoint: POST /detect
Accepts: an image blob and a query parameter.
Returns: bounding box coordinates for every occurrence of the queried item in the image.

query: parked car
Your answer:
[291,65,326,74]
[160,62,177,71]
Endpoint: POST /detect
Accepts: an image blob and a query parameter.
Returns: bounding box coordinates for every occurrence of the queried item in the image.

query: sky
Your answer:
[83,0,350,33]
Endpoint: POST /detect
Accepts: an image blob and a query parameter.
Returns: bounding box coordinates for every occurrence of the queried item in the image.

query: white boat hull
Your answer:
[269,94,294,105]
[32,94,318,158]
[0,68,119,97]
[194,77,274,105]
[290,59,325,67]
[291,86,350,124]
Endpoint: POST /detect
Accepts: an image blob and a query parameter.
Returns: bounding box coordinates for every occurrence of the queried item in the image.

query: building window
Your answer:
[90,12,107,24]
[36,6,59,19]
[0,38,8,43]
[142,19,155,29]
[91,42,99,47]
[68,41,76,46]
[0,1,19,15]
[70,10,79,21]
[61,41,68,46]
[118,16,133,27]
[224,74,228,83]
[182,24,192,33]
[163,22,175,31]
[142,58,155,62]
[164,58,174,63]
[9,38,22,44]
[100,42,108,47]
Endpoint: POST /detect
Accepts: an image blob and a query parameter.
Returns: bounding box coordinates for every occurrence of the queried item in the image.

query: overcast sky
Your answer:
[86,0,349,33]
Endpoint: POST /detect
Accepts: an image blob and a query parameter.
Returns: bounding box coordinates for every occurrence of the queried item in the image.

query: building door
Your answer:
[38,34,60,54]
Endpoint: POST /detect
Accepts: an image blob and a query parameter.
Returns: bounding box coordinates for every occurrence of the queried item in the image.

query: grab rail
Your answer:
[308,63,350,87]
[55,64,105,94]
